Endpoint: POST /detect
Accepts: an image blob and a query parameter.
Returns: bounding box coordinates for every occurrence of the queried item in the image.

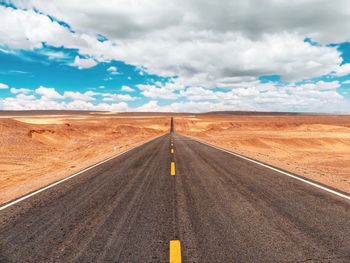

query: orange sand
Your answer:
[2,112,350,205]
[0,115,168,205]
[175,115,350,194]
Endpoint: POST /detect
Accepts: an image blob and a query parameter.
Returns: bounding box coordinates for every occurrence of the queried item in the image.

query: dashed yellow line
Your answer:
[171,162,176,176]
[169,240,182,263]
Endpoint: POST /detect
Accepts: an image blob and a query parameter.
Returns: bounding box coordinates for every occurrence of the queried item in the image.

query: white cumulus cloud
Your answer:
[121,85,134,92]
[10,87,31,94]
[0,83,9,89]
[73,56,97,69]
[63,91,98,101]
[107,66,119,75]
[102,93,136,102]
[335,63,350,77]
[35,86,64,100]
[2,1,350,112]
[1,2,346,85]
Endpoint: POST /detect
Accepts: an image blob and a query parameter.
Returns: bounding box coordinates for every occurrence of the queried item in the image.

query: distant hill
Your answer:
[200,111,306,115]
[0,110,340,117]
[0,110,106,116]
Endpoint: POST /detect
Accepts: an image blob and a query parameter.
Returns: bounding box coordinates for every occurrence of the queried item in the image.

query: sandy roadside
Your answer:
[175,114,350,194]
[0,115,169,205]
[2,113,349,205]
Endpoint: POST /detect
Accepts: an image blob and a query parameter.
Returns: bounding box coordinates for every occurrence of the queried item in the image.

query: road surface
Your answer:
[0,132,349,262]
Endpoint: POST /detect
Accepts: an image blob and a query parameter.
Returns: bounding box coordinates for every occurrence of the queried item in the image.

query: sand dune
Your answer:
[175,115,350,193]
[0,115,169,204]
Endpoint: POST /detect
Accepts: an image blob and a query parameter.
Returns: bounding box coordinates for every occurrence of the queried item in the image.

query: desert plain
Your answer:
[0,112,169,204]
[1,111,350,205]
[176,114,350,194]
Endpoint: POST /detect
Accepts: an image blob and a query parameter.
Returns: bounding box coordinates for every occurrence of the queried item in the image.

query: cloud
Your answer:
[292,81,340,92]
[35,86,63,100]
[135,80,348,112]
[179,87,217,101]
[15,0,350,44]
[107,66,119,75]
[2,1,350,112]
[134,100,231,113]
[121,85,134,92]
[1,96,129,111]
[0,5,76,50]
[116,32,341,85]
[137,83,179,100]
[15,93,36,100]
[1,2,345,86]
[1,85,130,111]
[63,91,98,101]
[73,56,97,69]
[65,100,128,111]
[1,80,349,112]
[45,51,67,59]
[0,5,119,64]
[134,100,160,112]
[135,90,348,113]
[0,83,9,89]
[10,87,31,94]
[315,80,340,90]
[102,93,136,101]
[335,63,350,77]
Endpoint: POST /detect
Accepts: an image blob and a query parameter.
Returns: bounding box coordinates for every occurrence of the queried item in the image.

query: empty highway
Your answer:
[0,130,350,262]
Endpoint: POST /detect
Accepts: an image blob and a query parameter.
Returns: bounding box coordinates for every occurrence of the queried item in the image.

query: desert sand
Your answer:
[175,114,350,194]
[1,112,350,205]
[0,113,169,205]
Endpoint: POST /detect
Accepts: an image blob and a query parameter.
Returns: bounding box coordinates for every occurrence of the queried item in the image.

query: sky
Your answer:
[0,0,350,113]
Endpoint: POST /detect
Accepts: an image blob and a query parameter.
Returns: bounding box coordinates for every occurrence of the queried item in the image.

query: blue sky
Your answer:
[0,1,350,112]
[0,46,168,108]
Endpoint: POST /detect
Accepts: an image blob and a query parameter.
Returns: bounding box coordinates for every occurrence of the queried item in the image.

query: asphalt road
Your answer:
[0,132,350,262]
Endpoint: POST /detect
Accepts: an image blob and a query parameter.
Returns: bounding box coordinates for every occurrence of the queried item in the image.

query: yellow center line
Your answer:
[169,240,182,263]
[171,162,176,176]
